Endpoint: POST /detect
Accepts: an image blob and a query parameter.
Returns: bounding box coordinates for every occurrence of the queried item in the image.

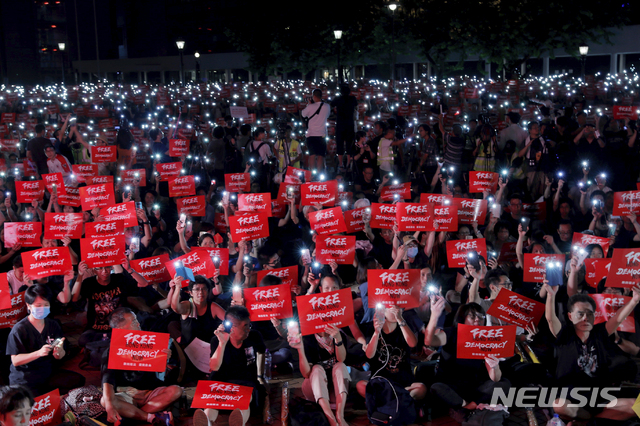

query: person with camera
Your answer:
[301,89,331,174]
[275,125,302,171]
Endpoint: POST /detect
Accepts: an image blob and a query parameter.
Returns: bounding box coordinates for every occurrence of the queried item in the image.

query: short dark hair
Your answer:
[312,89,322,99]
[485,269,507,288]
[453,303,485,326]
[35,124,45,134]
[259,274,282,287]
[590,190,605,201]
[527,121,539,131]
[509,193,523,202]
[557,219,573,230]
[109,307,135,329]
[253,127,266,138]
[198,233,214,247]
[144,189,158,199]
[149,128,161,141]
[567,294,596,312]
[506,112,521,124]
[495,220,510,234]
[188,275,212,293]
[0,385,34,415]
[12,257,22,268]
[240,124,251,136]
[226,305,250,322]
[418,124,431,134]
[25,284,51,305]
[356,130,366,141]
[374,120,387,133]
[556,116,569,127]
[213,126,225,139]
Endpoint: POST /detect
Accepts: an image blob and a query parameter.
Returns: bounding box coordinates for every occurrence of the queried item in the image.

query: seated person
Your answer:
[544,283,640,422]
[101,308,182,426]
[193,306,267,426]
[0,385,34,426]
[6,284,85,395]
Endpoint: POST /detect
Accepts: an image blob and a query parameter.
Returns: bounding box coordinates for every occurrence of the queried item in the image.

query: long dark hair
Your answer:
[453,303,486,326]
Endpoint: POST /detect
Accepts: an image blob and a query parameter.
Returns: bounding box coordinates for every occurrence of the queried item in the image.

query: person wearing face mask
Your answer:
[6,285,85,395]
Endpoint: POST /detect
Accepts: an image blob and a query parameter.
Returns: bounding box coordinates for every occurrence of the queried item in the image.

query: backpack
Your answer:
[62,385,107,426]
[289,397,330,426]
[365,376,416,426]
[79,338,110,370]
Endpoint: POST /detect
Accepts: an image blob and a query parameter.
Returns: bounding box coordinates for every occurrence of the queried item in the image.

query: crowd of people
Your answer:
[0,73,639,426]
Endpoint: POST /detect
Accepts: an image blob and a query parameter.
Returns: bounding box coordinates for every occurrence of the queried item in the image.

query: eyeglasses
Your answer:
[573,311,595,320]
[467,312,486,320]
[500,279,513,289]
[94,267,111,271]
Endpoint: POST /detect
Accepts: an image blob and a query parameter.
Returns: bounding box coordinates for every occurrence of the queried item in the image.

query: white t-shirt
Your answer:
[301,102,331,138]
[7,270,23,295]
[249,140,273,165]
[377,138,394,172]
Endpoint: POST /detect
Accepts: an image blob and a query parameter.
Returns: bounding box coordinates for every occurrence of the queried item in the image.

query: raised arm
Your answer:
[544,283,562,338]
[424,295,447,347]
[606,284,640,335]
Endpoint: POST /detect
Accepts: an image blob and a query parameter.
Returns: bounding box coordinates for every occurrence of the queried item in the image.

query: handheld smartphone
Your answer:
[124,186,131,199]
[593,199,603,214]
[286,186,294,199]
[224,320,233,333]
[574,246,589,266]
[186,221,192,233]
[521,217,531,233]
[135,202,143,210]
[50,338,63,347]
[52,183,57,195]
[222,191,230,205]
[375,303,386,325]
[426,284,438,296]
[545,261,564,287]
[301,249,311,264]
[153,204,160,212]
[212,256,221,268]
[466,250,481,270]
[130,237,140,253]
[311,261,322,275]
[488,251,498,261]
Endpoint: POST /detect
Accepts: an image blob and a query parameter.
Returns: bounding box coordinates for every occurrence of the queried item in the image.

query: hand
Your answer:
[120,257,131,273]
[123,190,132,203]
[307,272,320,288]
[498,175,507,189]
[543,235,554,246]
[23,273,33,286]
[524,323,538,342]
[467,264,481,280]
[78,261,89,276]
[381,174,390,185]
[329,260,338,275]
[63,269,75,282]
[324,324,341,340]
[91,206,101,218]
[558,179,565,190]
[105,404,122,424]
[387,306,403,323]
[430,295,446,317]
[62,236,71,247]
[569,256,579,273]
[136,208,147,222]
[4,197,11,208]
[632,284,640,304]
[214,324,230,345]
[270,318,281,329]
[629,212,637,223]
[212,268,220,283]
[545,176,552,187]
[487,257,498,270]
[169,275,182,289]
[542,282,558,297]
[37,344,53,358]
[470,220,479,232]
[290,284,301,295]
[154,208,161,220]
[243,265,252,279]
[373,311,385,332]
[489,214,498,226]
[52,337,65,358]
[397,244,408,262]
[50,193,58,204]
[176,220,185,234]
[484,354,501,370]
[9,242,22,254]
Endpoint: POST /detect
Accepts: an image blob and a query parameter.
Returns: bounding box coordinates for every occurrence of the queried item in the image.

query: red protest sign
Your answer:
[168,175,196,198]
[613,190,640,216]
[297,288,354,335]
[87,175,114,186]
[486,288,545,328]
[606,248,640,288]
[57,186,81,207]
[396,203,434,232]
[0,291,27,328]
[71,164,98,183]
[523,253,566,282]
[107,328,170,372]
[256,265,298,288]
[80,234,127,268]
[433,204,458,232]
[80,183,115,210]
[191,381,253,411]
[584,258,612,288]
[4,222,42,248]
[42,173,66,196]
[238,193,272,216]
[214,213,228,235]
[130,254,172,285]
[44,213,83,239]
[469,172,499,193]
[612,105,639,120]
[300,180,338,206]
[166,251,216,281]
[590,294,635,332]
[308,207,347,235]
[445,238,488,268]
[453,198,488,225]
[244,284,293,321]
[498,242,518,263]
[379,183,411,201]
[344,207,367,233]
[228,213,270,241]
[192,247,230,276]
[168,139,190,157]
[420,193,453,206]
[15,180,45,203]
[284,167,311,184]
[0,274,11,309]
[224,173,251,192]
[85,220,125,238]
[457,324,517,359]
[100,202,138,227]
[316,235,356,265]
[336,191,353,206]
[121,169,147,187]
[155,162,182,181]
[176,195,206,217]
[22,247,72,279]
[571,233,610,257]
[29,389,61,426]
[91,145,117,163]
[369,203,396,229]
[367,269,421,309]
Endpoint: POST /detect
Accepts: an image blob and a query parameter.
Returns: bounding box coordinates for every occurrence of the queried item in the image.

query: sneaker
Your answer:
[228,409,243,426]
[151,411,173,426]
[193,409,210,426]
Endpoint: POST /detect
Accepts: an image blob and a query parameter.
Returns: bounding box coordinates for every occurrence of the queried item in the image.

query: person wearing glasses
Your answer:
[543,282,640,422]
[193,306,267,426]
[71,259,149,347]
[425,298,511,419]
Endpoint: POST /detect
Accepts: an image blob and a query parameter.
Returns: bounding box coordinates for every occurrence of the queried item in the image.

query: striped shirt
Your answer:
[442,133,464,168]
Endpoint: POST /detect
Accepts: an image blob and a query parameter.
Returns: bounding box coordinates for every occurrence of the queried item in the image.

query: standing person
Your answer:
[415,124,439,184]
[518,121,552,198]
[498,112,528,151]
[193,306,267,426]
[473,124,498,172]
[330,84,358,173]
[377,127,404,175]
[26,124,51,177]
[207,126,226,183]
[301,89,331,174]
[44,143,73,185]
[275,126,302,172]
[439,119,465,176]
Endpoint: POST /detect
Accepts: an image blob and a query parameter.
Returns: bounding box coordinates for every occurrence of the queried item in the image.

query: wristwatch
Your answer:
[142,221,150,225]
[334,340,344,347]
[615,336,623,345]
[398,320,407,327]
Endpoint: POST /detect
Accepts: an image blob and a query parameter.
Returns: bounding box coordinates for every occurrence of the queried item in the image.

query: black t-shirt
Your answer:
[437,326,490,388]
[209,330,266,382]
[330,96,358,128]
[101,346,164,390]
[371,233,393,269]
[302,334,340,370]
[6,317,63,386]
[355,176,376,193]
[80,273,137,332]
[27,136,52,174]
[367,324,415,386]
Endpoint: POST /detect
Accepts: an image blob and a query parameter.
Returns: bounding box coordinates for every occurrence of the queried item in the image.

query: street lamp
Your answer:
[388,3,397,85]
[58,42,66,85]
[194,51,201,82]
[176,38,185,84]
[579,44,589,80]
[334,30,343,83]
